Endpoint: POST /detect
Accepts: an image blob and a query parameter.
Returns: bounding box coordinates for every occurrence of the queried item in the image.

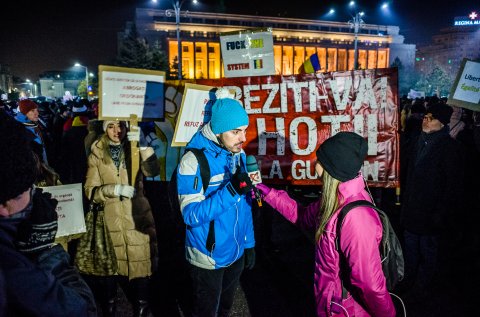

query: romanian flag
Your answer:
[298,53,321,74]
[253,59,263,69]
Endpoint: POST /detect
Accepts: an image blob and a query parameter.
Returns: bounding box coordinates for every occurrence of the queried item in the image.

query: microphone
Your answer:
[246,155,262,185]
[246,155,262,207]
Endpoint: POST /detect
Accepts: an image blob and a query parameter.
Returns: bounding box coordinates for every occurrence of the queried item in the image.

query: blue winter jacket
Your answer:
[15,112,43,145]
[177,123,255,269]
[15,112,48,163]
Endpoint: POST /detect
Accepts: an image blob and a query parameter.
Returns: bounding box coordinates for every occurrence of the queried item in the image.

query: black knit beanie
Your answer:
[427,103,453,126]
[0,111,37,204]
[316,132,368,182]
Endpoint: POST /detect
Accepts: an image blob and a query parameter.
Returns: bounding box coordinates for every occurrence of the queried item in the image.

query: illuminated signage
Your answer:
[454,11,480,26]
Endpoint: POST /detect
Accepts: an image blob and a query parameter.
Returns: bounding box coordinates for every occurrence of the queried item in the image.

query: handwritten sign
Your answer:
[40,183,86,237]
[171,83,217,147]
[220,28,275,78]
[98,65,166,121]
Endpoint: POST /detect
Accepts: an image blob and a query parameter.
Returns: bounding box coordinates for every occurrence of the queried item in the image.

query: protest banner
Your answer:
[40,183,86,238]
[198,67,400,187]
[220,28,275,78]
[448,58,480,111]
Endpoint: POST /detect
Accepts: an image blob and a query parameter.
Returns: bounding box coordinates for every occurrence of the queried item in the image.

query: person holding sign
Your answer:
[0,111,96,316]
[84,120,159,317]
[176,89,256,317]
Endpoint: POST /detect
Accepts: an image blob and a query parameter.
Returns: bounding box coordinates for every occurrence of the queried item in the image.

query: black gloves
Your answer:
[244,247,256,270]
[230,169,253,196]
[16,188,59,254]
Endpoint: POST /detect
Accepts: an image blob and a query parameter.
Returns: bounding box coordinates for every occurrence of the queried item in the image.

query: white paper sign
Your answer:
[40,184,86,238]
[220,29,275,78]
[407,89,425,99]
[99,65,166,121]
[171,83,217,147]
[452,60,480,104]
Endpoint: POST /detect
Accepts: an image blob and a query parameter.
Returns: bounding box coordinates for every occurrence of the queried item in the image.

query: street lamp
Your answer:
[349,11,365,70]
[346,1,366,70]
[74,62,89,98]
[25,79,34,97]
[152,0,198,80]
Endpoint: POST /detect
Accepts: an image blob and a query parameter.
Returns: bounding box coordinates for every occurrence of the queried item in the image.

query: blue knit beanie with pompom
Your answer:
[210,88,249,134]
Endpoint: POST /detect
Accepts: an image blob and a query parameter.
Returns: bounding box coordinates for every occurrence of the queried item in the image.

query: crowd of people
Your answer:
[1,92,479,316]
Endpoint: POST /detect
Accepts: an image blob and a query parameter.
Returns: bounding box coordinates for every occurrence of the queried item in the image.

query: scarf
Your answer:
[109,144,122,170]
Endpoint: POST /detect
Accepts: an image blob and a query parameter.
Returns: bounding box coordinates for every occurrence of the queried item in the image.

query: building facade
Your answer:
[416,10,480,79]
[0,64,14,96]
[131,9,415,79]
[38,71,85,99]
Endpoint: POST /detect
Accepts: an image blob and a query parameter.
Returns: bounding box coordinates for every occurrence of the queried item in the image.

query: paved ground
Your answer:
[111,187,478,317]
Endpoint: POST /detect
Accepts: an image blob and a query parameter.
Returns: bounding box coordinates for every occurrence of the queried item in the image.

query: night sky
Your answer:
[0,0,476,80]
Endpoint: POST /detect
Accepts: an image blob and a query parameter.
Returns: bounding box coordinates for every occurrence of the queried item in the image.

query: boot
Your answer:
[130,277,151,317]
[133,299,150,317]
[102,298,117,317]
[102,276,118,317]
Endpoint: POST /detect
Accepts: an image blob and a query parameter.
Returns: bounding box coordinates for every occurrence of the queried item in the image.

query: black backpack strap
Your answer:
[335,199,376,298]
[188,148,210,193]
[187,148,216,253]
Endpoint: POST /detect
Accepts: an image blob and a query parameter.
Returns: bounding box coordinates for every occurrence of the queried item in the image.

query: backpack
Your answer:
[335,200,404,293]
[167,148,216,252]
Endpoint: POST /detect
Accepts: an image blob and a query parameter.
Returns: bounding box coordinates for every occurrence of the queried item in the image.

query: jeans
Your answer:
[403,230,439,291]
[189,255,245,317]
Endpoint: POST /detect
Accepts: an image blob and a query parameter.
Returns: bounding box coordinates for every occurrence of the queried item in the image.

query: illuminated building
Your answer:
[0,64,13,94]
[416,10,480,79]
[38,71,86,98]
[128,8,415,79]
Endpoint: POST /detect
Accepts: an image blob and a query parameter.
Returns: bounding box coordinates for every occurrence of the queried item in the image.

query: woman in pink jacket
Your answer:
[257,132,395,317]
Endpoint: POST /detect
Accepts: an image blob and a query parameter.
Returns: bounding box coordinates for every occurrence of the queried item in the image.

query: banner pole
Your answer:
[129,114,139,186]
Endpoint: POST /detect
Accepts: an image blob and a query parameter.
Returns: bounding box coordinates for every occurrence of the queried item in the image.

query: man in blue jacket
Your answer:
[176,89,256,317]
[0,111,96,316]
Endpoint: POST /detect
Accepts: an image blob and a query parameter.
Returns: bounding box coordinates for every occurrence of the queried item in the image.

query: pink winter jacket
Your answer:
[262,174,395,317]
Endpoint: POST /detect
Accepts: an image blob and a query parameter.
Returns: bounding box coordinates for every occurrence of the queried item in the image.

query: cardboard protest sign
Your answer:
[220,28,275,78]
[40,183,86,237]
[448,58,480,111]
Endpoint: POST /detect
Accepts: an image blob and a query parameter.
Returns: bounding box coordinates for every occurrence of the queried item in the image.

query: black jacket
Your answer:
[0,217,96,316]
[59,124,88,184]
[401,127,464,235]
